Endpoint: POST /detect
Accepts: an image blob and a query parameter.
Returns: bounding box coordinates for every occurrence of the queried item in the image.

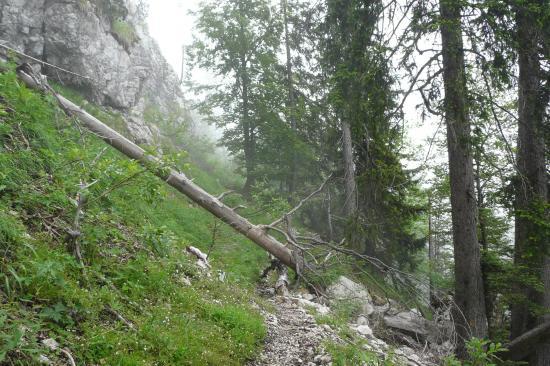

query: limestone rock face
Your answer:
[0,0,185,142]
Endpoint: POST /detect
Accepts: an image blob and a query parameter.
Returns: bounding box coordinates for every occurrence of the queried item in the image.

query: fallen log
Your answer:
[15,66,297,270]
[499,321,550,361]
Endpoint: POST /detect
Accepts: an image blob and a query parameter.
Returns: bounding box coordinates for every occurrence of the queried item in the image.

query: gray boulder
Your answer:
[326,276,374,315]
[0,0,188,143]
[383,311,430,339]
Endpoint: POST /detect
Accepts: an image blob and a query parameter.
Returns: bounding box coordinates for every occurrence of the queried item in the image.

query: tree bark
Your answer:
[282,0,297,197]
[474,150,493,333]
[439,0,488,356]
[428,195,437,306]
[241,56,256,196]
[238,2,255,196]
[342,120,360,251]
[500,321,550,362]
[512,2,549,364]
[342,121,357,217]
[16,68,297,271]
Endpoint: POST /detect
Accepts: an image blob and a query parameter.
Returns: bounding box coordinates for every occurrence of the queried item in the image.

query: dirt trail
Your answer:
[248,295,340,366]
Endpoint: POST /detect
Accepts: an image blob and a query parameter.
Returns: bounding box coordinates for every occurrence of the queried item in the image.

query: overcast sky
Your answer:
[148,0,199,77]
[146,0,439,170]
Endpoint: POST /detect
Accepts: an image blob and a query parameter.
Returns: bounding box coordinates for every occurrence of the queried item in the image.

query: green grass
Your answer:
[325,342,401,366]
[0,65,269,365]
[111,19,139,49]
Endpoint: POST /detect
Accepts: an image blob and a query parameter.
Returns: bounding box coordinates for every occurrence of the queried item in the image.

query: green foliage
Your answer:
[443,338,518,366]
[326,342,400,366]
[111,19,139,49]
[0,66,269,364]
[0,309,42,363]
[189,0,324,196]
[321,0,425,267]
[251,180,291,217]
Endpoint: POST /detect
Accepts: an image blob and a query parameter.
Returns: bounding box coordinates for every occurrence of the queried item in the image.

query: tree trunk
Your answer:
[474,151,493,333]
[439,0,488,356]
[513,2,549,364]
[282,0,297,197]
[500,321,550,362]
[241,58,255,196]
[342,121,357,217]
[428,195,437,306]
[16,68,298,271]
[342,120,360,251]
[238,2,255,196]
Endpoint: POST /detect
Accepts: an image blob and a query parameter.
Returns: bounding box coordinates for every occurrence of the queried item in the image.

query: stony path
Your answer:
[248,296,338,366]
[248,279,445,366]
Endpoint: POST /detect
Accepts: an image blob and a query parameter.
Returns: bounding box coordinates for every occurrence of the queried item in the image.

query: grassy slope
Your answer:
[0,67,270,365]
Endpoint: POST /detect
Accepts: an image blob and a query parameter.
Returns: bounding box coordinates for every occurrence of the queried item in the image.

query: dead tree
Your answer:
[16,66,298,271]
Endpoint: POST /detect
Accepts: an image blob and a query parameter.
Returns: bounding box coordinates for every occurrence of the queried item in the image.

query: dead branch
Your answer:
[60,348,77,366]
[186,246,211,270]
[269,174,333,228]
[216,190,238,201]
[0,43,92,80]
[16,66,297,270]
[67,181,96,263]
[104,305,135,330]
[275,265,289,296]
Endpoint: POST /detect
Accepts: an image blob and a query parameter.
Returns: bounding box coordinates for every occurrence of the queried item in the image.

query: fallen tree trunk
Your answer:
[499,321,550,361]
[15,67,297,270]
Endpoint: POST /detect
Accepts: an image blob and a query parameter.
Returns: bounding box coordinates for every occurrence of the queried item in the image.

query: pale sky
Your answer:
[148,0,199,75]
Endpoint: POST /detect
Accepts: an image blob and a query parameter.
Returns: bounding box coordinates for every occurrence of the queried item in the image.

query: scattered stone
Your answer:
[321,324,332,332]
[383,311,430,339]
[251,282,449,366]
[291,297,330,315]
[352,324,373,338]
[248,294,341,366]
[356,315,369,325]
[178,276,191,286]
[326,276,371,303]
[41,338,59,351]
[371,294,387,306]
[326,276,374,315]
[38,355,52,365]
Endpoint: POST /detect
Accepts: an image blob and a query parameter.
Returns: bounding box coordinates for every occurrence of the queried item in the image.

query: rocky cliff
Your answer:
[0,0,185,142]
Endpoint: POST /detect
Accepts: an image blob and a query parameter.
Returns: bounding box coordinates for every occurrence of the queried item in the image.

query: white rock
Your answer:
[383,311,429,337]
[38,355,52,365]
[352,324,373,338]
[293,297,330,315]
[363,302,375,316]
[326,276,372,302]
[356,315,369,325]
[41,338,59,351]
[179,276,191,286]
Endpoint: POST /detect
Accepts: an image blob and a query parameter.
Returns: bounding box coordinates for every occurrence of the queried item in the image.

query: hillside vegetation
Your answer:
[0,66,271,365]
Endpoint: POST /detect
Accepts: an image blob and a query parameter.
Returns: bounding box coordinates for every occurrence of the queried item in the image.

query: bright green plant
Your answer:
[444,338,517,366]
[111,19,138,49]
[0,65,269,365]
